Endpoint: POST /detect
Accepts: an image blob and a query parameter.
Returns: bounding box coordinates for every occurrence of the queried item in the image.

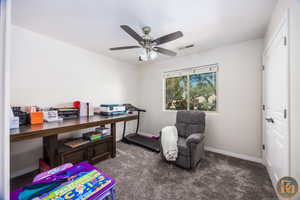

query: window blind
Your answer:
[162,63,218,78]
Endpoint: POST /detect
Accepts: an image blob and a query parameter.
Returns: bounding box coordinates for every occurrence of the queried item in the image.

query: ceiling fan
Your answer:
[109,25,183,61]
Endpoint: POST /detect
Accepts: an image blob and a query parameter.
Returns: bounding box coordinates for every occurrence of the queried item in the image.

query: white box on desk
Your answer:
[10,117,19,129]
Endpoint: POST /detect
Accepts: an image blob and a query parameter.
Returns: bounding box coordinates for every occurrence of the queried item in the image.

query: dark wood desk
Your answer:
[10,114,138,167]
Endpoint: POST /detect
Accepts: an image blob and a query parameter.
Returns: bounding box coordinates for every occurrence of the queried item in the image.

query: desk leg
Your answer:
[43,135,58,167]
[111,123,116,158]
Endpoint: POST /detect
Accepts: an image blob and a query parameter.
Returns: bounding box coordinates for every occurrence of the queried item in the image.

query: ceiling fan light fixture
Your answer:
[139,48,158,61]
[149,50,158,60]
[140,51,148,61]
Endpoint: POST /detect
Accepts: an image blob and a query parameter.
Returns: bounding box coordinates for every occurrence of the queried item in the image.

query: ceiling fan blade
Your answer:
[120,25,144,43]
[153,47,177,56]
[109,46,141,50]
[153,31,183,45]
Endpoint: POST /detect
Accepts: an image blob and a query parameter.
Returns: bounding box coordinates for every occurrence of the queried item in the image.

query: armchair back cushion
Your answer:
[175,111,205,138]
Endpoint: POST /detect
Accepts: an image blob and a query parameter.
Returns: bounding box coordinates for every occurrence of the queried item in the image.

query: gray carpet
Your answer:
[95,142,277,200]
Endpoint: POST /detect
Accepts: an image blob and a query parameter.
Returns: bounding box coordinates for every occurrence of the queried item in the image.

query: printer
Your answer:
[100,104,126,116]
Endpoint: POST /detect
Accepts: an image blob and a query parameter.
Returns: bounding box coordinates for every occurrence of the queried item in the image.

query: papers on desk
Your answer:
[80,102,94,117]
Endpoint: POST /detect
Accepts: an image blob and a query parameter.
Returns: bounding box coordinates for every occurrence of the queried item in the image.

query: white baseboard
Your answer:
[11,166,38,179]
[204,146,263,164]
[135,134,263,164]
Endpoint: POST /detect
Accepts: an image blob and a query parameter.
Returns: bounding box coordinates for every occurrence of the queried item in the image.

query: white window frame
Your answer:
[0,0,11,199]
[162,64,218,112]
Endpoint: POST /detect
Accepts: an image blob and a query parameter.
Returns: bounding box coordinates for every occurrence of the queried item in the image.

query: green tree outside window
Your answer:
[165,76,188,110]
[165,72,217,111]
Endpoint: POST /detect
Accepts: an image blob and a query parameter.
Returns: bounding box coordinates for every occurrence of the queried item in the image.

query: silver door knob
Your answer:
[265,118,274,123]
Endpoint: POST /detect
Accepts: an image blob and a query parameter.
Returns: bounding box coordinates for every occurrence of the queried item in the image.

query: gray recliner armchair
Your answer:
[160,111,206,169]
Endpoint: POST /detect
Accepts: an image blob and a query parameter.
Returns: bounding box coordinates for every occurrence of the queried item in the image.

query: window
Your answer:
[165,76,188,110]
[164,64,217,111]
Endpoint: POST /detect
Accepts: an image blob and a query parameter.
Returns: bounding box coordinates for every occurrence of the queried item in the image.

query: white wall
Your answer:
[138,39,264,159]
[265,0,300,190]
[10,26,138,177]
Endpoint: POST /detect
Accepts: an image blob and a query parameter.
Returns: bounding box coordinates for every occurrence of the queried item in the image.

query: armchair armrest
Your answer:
[186,133,205,147]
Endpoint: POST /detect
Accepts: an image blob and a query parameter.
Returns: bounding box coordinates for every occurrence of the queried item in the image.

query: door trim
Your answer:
[262,10,291,199]
[0,0,11,199]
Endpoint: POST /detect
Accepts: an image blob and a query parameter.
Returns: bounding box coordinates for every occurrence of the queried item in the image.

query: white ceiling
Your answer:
[12,0,277,65]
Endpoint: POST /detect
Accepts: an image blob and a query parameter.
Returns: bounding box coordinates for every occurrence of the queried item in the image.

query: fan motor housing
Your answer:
[142,26,151,35]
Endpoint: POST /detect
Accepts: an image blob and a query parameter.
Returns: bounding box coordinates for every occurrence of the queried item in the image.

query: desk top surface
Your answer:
[10,114,138,142]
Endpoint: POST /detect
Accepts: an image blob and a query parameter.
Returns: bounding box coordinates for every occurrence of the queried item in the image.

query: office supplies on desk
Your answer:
[73,101,81,109]
[80,102,88,117]
[80,102,94,117]
[12,107,30,125]
[88,103,94,116]
[43,110,63,122]
[100,104,126,116]
[75,101,94,117]
[94,106,101,114]
[30,112,44,125]
[53,107,79,119]
[10,117,19,129]
[10,108,19,129]
[25,106,38,113]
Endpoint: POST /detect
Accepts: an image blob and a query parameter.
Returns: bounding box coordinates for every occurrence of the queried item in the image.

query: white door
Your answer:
[0,0,11,199]
[263,20,289,184]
